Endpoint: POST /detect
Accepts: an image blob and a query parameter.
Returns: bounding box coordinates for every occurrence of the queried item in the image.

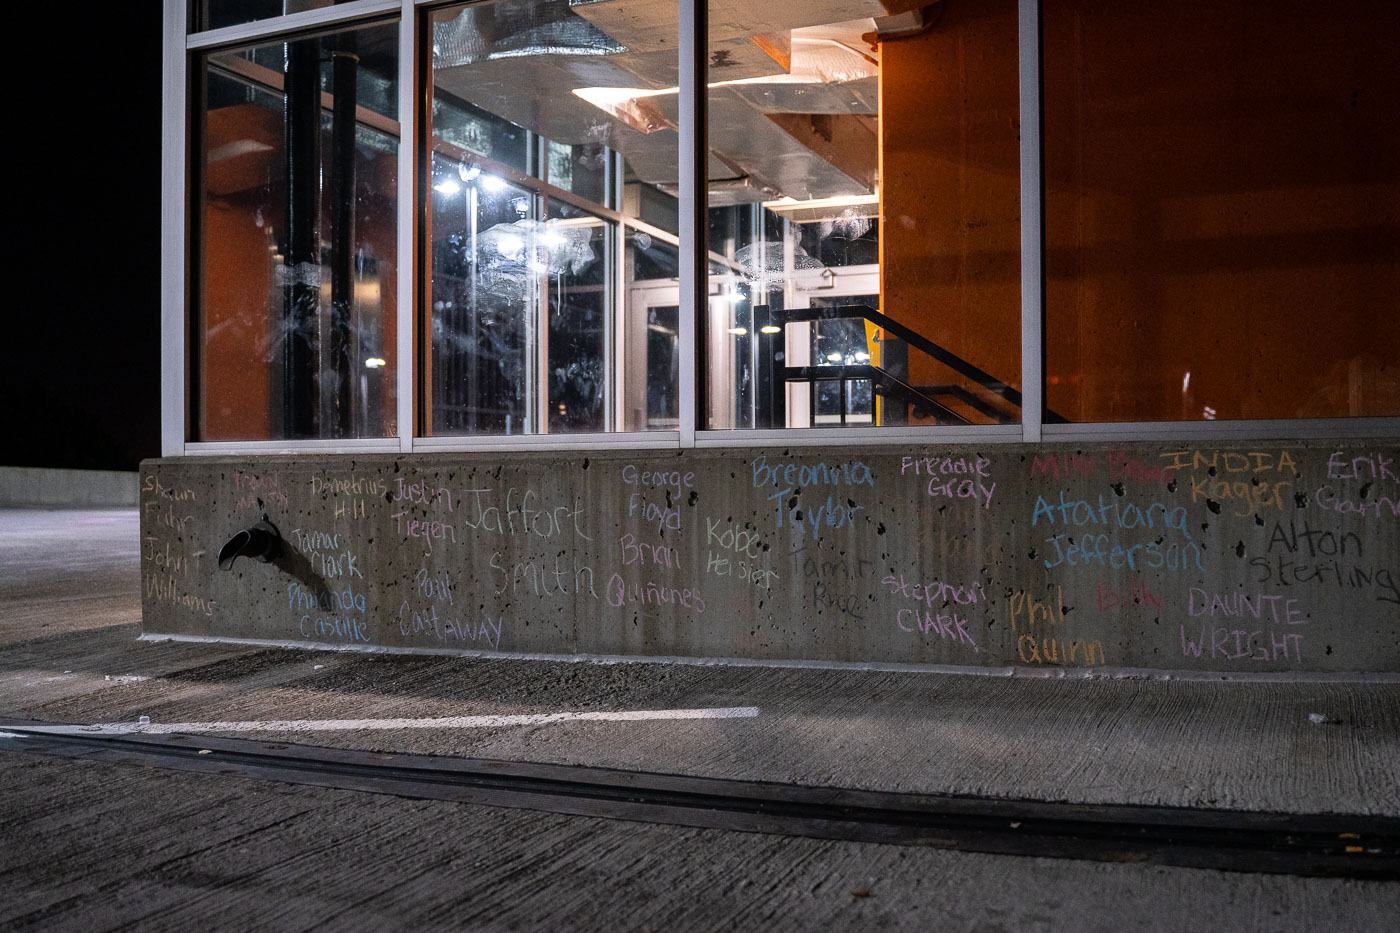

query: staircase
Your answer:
[754,304,1061,428]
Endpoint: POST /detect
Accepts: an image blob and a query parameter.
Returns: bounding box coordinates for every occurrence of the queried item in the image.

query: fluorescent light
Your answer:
[433,179,462,196]
[364,357,387,369]
[759,325,782,334]
[728,327,748,336]
[481,175,508,193]
[826,352,843,362]
[762,194,880,214]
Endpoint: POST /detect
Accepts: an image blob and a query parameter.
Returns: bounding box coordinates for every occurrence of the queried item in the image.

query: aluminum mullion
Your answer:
[677,0,705,447]
[696,426,1024,449]
[413,432,682,452]
[186,0,401,49]
[1044,417,1400,443]
[162,0,187,458]
[1019,0,1044,443]
[186,439,403,455]
[397,0,415,452]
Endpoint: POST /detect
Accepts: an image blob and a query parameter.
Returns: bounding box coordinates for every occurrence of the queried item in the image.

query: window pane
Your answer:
[704,0,1022,430]
[193,1,362,34]
[424,0,679,436]
[195,21,399,441]
[1044,0,1400,422]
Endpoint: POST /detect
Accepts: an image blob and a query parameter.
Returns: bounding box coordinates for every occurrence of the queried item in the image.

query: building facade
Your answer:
[149,0,1400,674]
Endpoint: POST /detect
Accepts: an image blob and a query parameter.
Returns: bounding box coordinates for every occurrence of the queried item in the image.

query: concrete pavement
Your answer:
[1,508,1397,930]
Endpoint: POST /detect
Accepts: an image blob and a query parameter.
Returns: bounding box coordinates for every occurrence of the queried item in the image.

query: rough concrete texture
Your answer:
[139,443,1400,673]
[4,508,1400,931]
[3,752,1396,933]
[0,466,139,508]
[7,509,1400,815]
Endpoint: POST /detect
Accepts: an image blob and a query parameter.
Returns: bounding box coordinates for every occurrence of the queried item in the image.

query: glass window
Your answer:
[194,20,399,441]
[423,0,679,436]
[703,0,1023,430]
[193,1,363,34]
[1043,0,1400,422]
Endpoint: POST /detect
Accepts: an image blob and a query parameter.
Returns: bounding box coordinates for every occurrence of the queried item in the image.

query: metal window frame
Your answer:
[161,0,1399,459]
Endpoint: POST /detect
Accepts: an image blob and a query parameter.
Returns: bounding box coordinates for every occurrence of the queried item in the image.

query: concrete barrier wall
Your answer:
[1,467,139,508]
[139,442,1400,674]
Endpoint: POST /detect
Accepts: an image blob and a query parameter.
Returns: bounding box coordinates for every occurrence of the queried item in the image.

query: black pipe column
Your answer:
[283,37,322,438]
[329,50,359,437]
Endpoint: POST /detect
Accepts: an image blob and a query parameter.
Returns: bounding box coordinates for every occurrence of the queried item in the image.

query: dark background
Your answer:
[3,6,164,471]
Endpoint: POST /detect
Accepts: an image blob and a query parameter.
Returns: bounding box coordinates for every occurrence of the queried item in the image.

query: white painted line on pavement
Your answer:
[10,707,761,736]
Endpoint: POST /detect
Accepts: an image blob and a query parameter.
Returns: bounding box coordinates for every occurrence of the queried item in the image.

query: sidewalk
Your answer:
[3,508,1397,816]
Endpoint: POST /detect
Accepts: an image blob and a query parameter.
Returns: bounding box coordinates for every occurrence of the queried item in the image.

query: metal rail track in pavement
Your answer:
[2,717,1395,880]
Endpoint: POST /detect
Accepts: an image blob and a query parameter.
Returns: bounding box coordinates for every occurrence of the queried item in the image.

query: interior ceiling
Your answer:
[431,0,902,204]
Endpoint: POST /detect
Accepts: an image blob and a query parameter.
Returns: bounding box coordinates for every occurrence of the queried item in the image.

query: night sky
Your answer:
[3,6,164,471]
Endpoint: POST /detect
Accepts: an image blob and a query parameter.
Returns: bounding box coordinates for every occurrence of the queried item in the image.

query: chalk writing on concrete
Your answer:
[895,607,979,650]
[143,536,194,575]
[706,517,777,589]
[310,473,385,522]
[288,581,366,614]
[233,472,287,510]
[621,464,695,491]
[606,575,706,613]
[416,567,453,603]
[392,476,454,511]
[885,572,986,651]
[490,552,598,599]
[1008,585,1068,632]
[1326,451,1398,483]
[1160,450,1300,477]
[1253,519,1399,604]
[142,476,196,502]
[752,455,872,539]
[882,572,988,609]
[389,511,456,554]
[461,487,591,541]
[1030,451,1176,487]
[901,454,995,509]
[1018,635,1104,666]
[1042,534,1203,573]
[1094,578,1162,619]
[298,614,370,643]
[620,533,679,568]
[1186,587,1307,625]
[1313,486,1400,519]
[799,552,873,618]
[1179,625,1303,663]
[144,573,215,616]
[397,601,502,649]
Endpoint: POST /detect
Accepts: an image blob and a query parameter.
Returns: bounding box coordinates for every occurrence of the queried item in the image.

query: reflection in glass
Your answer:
[1043,0,1400,421]
[196,22,399,441]
[425,0,679,436]
[703,0,1022,429]
[194,1,358,33]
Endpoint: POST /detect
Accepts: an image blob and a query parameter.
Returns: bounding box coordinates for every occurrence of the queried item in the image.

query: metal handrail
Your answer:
[774,304,1025,408]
